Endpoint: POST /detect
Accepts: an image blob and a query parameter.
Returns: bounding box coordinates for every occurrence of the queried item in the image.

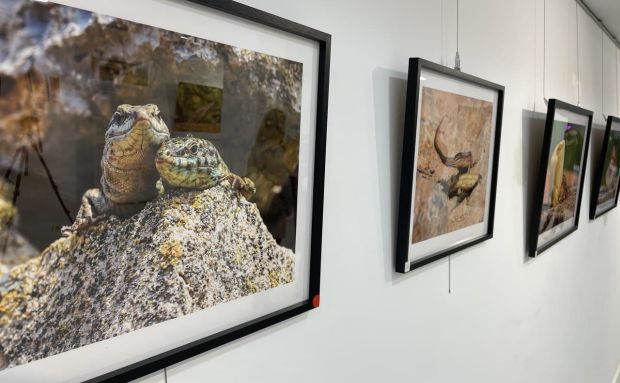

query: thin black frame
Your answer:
[528,99,592,257]
[590,115,620,219]
[395,58,504,273]
[75,1,331,381]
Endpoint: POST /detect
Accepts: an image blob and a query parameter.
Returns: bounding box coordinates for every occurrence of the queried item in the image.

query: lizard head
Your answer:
[155,136,227,188]
[105,104,170,150]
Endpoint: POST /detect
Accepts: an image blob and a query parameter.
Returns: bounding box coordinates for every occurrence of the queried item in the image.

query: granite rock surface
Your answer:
[0,186,294,368]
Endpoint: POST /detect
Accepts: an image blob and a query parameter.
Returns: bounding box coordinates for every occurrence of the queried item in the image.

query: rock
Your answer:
[0,186,295,368]
[412,176,449,243]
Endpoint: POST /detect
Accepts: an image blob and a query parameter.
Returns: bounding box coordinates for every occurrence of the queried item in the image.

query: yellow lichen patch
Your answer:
[9,257,40,280]
[0,260,38,326]
[41,234,83,256]
[246,278,258,294]
[178,215,189,228]
[0,198,16,227]
[0,290,24,326]
[231,245,245,266]
[191,195,204,210]
[191,193,213,211]
[159,239,184,269]
[268,271,280,288]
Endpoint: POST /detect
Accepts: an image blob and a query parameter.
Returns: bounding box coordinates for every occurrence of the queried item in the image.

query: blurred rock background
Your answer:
[0,0,302,260]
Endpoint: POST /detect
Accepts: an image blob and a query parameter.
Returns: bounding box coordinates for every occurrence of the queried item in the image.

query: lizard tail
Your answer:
[434,117,451,166]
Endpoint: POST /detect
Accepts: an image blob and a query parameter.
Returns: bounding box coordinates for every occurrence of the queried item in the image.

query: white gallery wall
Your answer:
[47,0,620,382]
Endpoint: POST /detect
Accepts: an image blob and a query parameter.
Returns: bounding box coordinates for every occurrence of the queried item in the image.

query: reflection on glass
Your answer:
[597,129,620,206]
[174,82,223,133]
[0,0,303,370]
[539,121,586,234]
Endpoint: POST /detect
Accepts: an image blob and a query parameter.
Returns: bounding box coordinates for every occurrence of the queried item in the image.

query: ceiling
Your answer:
[584,0,620,45]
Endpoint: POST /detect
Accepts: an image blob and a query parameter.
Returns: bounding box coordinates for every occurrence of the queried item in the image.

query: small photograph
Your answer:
[591,116,620,218]
[412,87,493,244]
[395,58,504,273]
[539,121,586,233]
[529,99,592,256]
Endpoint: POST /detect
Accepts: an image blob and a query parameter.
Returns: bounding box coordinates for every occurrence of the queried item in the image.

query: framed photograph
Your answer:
[395,58,504,273]
[590,116,620,219]
[528,99,592,257]
[0,0,329,381]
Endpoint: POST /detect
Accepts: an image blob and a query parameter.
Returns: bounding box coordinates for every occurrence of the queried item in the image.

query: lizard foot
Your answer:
[220,174,256,199]
[61,188,109,237]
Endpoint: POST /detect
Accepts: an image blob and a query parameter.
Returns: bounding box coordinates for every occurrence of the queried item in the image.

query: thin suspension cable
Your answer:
[441,0,444,65]
[576,0,581,105]
[602,32,607,120]
[543,0,548,104]
[455,0,461,70]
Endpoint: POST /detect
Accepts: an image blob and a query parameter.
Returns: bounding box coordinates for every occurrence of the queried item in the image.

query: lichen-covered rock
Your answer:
[0,186,294,368]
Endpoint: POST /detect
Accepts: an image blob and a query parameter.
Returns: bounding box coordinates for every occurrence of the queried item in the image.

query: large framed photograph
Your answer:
[0,0,329,381]
[590,116,620,219]
[528,99,592,257]
[395,58,504,273]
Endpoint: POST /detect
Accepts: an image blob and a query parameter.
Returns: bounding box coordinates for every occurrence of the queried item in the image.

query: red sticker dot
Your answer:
[312,294,320,308]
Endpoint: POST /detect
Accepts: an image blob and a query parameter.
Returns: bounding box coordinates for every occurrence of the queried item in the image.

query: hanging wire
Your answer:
[602,32,608,120]
[454,0,461,71]
[542,0,549,105]
[441,0,444,65]
[576,0,581,106]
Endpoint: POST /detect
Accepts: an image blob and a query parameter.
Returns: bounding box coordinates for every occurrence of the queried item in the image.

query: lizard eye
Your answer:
[112,112,126,125]
[189,145,198,155]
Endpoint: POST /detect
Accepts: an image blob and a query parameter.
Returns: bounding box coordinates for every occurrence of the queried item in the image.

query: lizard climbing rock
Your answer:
[155,136,255,199]
[63,104,170,234]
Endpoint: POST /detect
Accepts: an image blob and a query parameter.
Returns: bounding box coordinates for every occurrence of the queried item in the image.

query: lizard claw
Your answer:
[60,218,97,237]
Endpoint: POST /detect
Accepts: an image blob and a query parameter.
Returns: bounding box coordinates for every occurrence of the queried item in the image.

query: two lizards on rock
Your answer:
[63,104,255,235]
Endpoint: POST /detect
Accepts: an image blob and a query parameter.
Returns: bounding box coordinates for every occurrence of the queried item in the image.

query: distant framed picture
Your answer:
[590,116,620,219]
[396,58,504,273]
[0,0,329,381]
[528,99,592,257]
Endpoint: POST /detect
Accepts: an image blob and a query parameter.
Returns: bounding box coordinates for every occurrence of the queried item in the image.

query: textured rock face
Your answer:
[0,186,294,368]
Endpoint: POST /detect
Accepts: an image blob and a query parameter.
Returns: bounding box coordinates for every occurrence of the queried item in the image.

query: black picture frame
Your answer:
[528,99,592,257]
[72,1,330,382]
[590,115,620,219]
[395,58,504,273]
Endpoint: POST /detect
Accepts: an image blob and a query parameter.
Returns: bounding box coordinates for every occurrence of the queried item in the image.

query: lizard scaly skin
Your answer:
[155,136,255,198]
[62,104,170,235]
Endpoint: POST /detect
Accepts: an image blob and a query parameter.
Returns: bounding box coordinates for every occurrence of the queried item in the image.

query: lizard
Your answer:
[433,117,482,202]
[62,104,170,235]
[155,136,255,198]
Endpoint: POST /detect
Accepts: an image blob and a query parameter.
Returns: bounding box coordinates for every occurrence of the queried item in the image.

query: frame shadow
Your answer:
[521,109,546,263]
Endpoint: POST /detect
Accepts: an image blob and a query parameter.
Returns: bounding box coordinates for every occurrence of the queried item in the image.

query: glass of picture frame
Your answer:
[590,116,620,219]
[528,99,592,257]
[0,0,329,381]
[395,58,504,273]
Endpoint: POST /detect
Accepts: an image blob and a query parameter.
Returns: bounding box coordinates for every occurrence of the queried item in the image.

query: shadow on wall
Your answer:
[588,122,608,224]
[521,109,546,262]
[372,67,446,284]
[372,67,406,283]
